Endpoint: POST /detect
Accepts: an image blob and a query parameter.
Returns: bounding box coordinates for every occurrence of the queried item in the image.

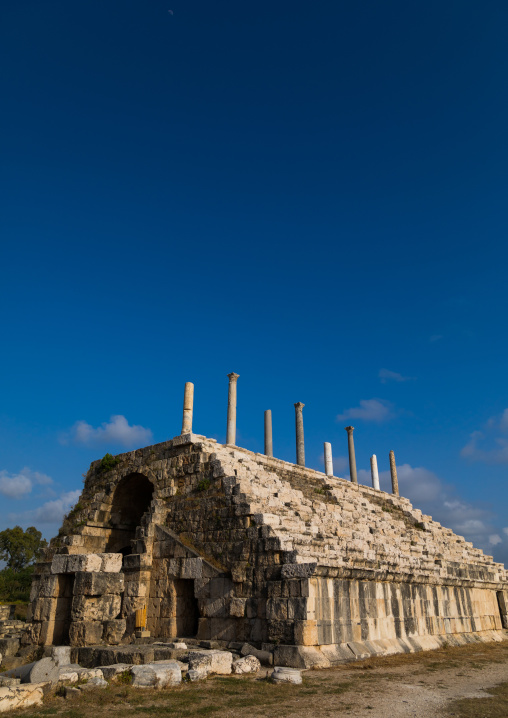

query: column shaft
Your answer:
[264,410,273,457]
[324,442,333,476]
[226,373,239,445]
[345,426,358,483]
[370,454,380,490]
[181,382,194,435]
[294,403,305,467]
[389,450,399,496]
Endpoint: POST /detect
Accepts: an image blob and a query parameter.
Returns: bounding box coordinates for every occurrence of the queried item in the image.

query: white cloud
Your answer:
[62,415,152,449]
[461,410,508,464]
[489,534,502,546]
[0,468,53,499]
[337,399,395,424]
[503,527,508,537]
[10,490,82,525]
[379,369,414,384]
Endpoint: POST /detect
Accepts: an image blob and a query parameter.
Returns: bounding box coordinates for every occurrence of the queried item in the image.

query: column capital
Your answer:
[345,425,355,433]
[227,372,240,382]
[294,402,305,410]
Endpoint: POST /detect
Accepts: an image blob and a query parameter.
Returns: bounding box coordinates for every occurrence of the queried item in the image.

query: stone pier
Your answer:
[370,454,380,490]
[345,426,358,484]
[264,410,273,457]
[226,373,239,445]
[389,450,399,496]
[294,403,305,467]
[324,442,333,477]
[181,382,194,435]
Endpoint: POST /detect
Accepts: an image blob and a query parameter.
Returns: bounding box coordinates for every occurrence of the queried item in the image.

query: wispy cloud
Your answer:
[10,490,81,525]
[429,334,443,343]
[61,415,152,449]
[461,409,508,464]
[0,468,53,500]
[379,368,414,384]
[337,399,395,424]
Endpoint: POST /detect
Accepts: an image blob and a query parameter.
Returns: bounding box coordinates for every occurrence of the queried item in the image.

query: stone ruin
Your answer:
[22,376,508,668]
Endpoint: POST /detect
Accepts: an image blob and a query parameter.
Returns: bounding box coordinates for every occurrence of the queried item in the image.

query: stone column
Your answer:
[264,410,273,457]
[370,454,380,490]
[389,450,399,496]
[324,442,333,477]
[345,426,358,483]
[226,373,240,445]
[294,402,305,467]
[181,382,194,435]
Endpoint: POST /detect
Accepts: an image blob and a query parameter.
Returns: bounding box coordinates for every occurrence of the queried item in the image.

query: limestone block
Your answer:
[294,620,318,646]
[180,558,203,579]
[0,684,44,713]
[98,554,123,573]
[187,667,207,681]
[497,590,508,628]
[229,598,246,617]
[51,646,72,666]
[74,572,124,596]
[67,554,103,573]
[79,676,108,689]
[72,594,121,621]
[50,555,69,574]
[38,575,59,598]
[232,655,261,674]
[0,637,21,658]
[240,643,273,666]
[188,650,233,676]
[101,664,133,680]
[270,667,302,684]
[5,657,59,685]
[273,645,330,669]
[0,678,20,688]
[102,619,126,645]
[69,621,103,647]
[130,662,182,688]
[58,668,79,683]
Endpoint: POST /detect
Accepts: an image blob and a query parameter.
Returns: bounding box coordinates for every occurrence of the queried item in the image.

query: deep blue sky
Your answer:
[1,1,507,563]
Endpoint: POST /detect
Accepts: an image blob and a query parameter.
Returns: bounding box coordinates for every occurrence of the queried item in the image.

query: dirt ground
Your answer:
[10,639,508,718]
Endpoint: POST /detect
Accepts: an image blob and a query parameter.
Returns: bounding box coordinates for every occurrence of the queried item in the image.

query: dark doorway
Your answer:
[105,473,154,554]
[174,579,199,638]
[52,574,74,645]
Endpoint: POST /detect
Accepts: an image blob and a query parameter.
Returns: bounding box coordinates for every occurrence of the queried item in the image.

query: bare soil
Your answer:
[10,639,508,718]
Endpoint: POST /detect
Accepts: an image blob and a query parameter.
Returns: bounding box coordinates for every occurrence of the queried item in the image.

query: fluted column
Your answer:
[324,442,333,477]
[181,382,194,435]
[226,373,239,445]
[345,426,358,483]
[370,454,380,490]
[389,450,399,496]
[294,402,305,467]
[264,410,273,457]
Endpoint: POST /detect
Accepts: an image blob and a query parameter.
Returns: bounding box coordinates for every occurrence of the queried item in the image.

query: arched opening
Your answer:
[105,473,154,554]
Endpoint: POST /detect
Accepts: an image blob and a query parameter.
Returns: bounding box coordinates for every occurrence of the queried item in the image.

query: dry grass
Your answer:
[9,640,508,718]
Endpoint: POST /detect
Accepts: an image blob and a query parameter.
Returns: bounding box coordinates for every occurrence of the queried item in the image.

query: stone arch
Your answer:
[105,472,154,555]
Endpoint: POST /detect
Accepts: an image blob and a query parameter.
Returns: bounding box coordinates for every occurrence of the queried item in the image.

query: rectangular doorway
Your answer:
[174,579,199,638]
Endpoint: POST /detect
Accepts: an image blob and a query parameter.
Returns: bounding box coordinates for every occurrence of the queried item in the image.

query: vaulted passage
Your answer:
[105,472,154,555]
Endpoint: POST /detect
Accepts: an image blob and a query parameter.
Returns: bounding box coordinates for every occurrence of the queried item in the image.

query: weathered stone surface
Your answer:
[71,594,121,621]
[52,646,72,666]
[73,572,124,597]
[0,684,44,713]
[102,619,126,645]
[232,655,261,674]
[273,645,330,669]
[5,657,60,685]
[79,676,108,689]
[240,643,273,666]
[130,662,182,688]
[271,667,302,684]
[188,650,233,676]
[0,677,20,688]
[67,554,103,574]
[69,621,103,647]
[101,664,133,680]
[0,638,20,659]
[97,554,123,573]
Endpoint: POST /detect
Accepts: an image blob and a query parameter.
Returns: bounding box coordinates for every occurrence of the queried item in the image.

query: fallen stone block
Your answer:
[188,650,233,676]
[58,669,79,684]
[2,657,59,685]
[101,664,133,681]
[240,643,273,666]
[0,684,45,713]
[270,667,302,685]
[0,677,20,688]
[346,642,371,660]
[130,662,182,688]
[79,676,108,689]
[232,655,261,674]
[64,686,81,698]
[187,667,207,681]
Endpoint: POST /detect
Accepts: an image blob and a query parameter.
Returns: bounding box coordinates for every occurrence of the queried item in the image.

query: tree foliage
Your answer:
[0,526,47,571]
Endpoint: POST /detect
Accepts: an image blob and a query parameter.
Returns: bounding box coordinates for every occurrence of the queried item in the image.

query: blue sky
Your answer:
[1,1,507,563]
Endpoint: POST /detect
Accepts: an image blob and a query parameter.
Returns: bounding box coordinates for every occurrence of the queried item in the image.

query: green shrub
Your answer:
[98,453,121,473]
[197,479,211,492]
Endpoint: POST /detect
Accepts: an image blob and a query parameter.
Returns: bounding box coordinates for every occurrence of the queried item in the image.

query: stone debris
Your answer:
[101,663,133,680]
[58,665,104,683]
[0,676,20,688]
[79,676,108,689]
[188,650,233,676]
[0,684,45,713]
[130,662,182,688]
[232,655,261,674]
[240,643,273,666]
[187,667,207,681]
[270,667,302,685]
[3,657,59,685]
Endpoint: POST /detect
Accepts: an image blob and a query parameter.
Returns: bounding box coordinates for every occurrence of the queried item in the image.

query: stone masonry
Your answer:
[24,433,508,667]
